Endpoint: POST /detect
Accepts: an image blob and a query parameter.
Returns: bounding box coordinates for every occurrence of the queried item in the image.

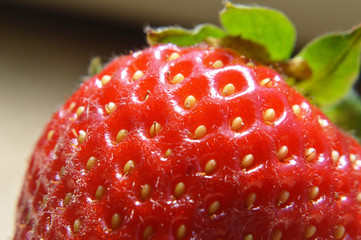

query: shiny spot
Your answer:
[332,150,340,164]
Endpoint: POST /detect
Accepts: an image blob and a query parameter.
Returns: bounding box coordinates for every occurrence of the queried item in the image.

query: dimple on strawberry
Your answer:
[14,3,361,240]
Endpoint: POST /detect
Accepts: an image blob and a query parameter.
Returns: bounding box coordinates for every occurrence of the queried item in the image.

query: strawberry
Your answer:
[14,3,361,240]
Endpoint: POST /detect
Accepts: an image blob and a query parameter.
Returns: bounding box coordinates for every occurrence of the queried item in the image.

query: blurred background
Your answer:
[1,0,360,238]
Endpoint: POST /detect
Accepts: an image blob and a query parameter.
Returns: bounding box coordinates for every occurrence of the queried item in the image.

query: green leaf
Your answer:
[324,90,361,139]
[88,56,103,76]
[146,24,226,46]
[296,26,361,107]
[220,2,296,61]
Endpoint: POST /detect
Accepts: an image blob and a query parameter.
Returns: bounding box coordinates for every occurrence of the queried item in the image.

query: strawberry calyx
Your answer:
[146,1,361,137]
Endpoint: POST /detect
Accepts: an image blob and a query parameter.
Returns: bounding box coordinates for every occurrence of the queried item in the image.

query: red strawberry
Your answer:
[14,3,361,240]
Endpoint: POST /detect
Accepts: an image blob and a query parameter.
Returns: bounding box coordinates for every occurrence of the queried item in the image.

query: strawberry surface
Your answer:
[14,44,361,239]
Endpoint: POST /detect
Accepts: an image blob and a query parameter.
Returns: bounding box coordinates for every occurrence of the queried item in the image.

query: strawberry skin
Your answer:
[14,44,361,239]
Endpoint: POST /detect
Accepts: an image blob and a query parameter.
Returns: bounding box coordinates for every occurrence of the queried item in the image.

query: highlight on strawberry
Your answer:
[14,2,361,239]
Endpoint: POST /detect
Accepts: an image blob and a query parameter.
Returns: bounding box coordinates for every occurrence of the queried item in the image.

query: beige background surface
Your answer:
[1,0,361,239]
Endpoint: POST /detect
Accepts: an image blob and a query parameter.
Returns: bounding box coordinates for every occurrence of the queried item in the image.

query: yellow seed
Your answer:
[246,62,255,67]
[309,186,319,200]
[241,154,254,169]
[332,150,340,164]
[78,130,86,144]
[304,225,316,238]
[244,234,253,240]
[143,91,150,101]
[86,157,97,171]
[208,200,220,215]
[263,108,276,123]
[47,130,55,141]
[141,184,151,201]
[172,73,185,84]
[143,226,154,240]
[334,225,345,239]
[76,106,85,117]
[60,166,65,178]
[231,117,244,132]
[305,148,316,162]
[69,102,76,110]
[272,229,282,240]
[165,149,172,158]
[116,129,128,143]
[133,70,144,80]
[292,104,302,118]
[277,146,289,161]
[111,213,121,230]
[105,102,116,115]
[356,192,361,203]
[245,192,256,209]
[73,218,82,233]
[205,159,217,175]
[184,95,196,109]
[64,193,72,206]
[123,160,136,175]
[176,224,186,240]
[260,78,273,87]
[150,121,162,138]
[278,190,290,205]
[194,125,207,139]
[212,60,224,68]
[222,83,235,96]
[95,185,106,200]
[174,182,185,199]
[168,52,180,61]
[101,75,112,86]
[350,153,357,162]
